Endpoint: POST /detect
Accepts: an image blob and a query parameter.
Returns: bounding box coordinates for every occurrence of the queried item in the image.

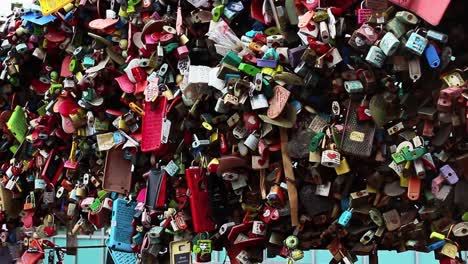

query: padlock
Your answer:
[357,1,373,24]
[23,193,35,211]
[252,221,266,236]
[385,18,406,38]
[344,80,364,93]
[34,178,47,191]
[321,147,341,168]
[365,46,386,68]
[334,157,350,175]
[405,31,428,56]
[440,242,458,259]
[379,32,400,56]
[439,165,459,185]
[338,208,353,226]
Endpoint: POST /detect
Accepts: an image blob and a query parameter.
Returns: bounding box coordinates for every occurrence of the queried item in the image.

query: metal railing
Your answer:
[46,230,468,264]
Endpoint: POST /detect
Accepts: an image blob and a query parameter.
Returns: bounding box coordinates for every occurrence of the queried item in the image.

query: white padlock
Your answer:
[321,149,341,167]
[252,221,267,236]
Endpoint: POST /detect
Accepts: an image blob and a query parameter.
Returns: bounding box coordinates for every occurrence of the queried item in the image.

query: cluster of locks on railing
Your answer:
[0,0,467,263]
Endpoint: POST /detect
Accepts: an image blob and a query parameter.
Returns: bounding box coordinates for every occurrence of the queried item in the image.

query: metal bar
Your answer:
[101,228,106,264]
[415,251,419,264]
[363,255,369,264]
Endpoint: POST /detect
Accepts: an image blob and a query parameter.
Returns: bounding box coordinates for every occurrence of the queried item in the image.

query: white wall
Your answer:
[0,0,34,16]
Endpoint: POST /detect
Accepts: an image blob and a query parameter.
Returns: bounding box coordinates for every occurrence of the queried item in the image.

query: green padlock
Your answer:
[391,151,406,164]
[212,5,224,22]
[69,59,77,73]
[309,132,325,152]
[164,43,179,53]
[89,198,101,212]
[402,147,427,161]
[221,50,241,67]
[238,63,261,77]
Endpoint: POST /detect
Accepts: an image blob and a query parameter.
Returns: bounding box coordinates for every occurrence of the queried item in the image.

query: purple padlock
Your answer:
[439,164,459,185]
[256,59,278,68]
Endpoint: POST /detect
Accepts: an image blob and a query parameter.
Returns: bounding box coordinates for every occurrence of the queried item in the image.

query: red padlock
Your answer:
[357,96,372,121]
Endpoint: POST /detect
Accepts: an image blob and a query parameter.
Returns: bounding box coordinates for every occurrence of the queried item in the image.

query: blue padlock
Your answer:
[245,30,262,38]
[338,208,353,226]
[424,43,440,68]
[405,32,428,56]
[426,240,446,251]
[262,48,279,61]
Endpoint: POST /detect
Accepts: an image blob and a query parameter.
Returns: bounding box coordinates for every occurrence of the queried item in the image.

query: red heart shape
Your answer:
[327,153,337,159]
[258,224,266,231]
[44,226,56,237]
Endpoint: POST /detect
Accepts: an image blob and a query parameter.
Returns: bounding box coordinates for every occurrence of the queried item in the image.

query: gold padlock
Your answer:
[76,185,86,198]
[440,242,458,259]
[309,151,321,164]
[334,157,351,175]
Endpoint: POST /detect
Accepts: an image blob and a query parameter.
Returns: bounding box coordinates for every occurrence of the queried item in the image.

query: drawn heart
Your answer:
[258,223,266,232]
[258,158,266,166]
[327,152,337,159]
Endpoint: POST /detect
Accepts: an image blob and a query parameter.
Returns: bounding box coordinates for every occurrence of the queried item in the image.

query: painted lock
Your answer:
[379,32,400,56]
[365,46,386,68]
[321,150,341,167]
[344,80,364,93]
[405,32,428,56]
[34,178,47,190]
[252,220,266,236]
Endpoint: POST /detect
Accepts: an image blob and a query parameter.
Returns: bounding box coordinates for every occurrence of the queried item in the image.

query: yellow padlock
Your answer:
[367,185,377,194]
[429,231,446,240]
[399,175,409,187]
[334,157,350,175]
[440,242,458,259]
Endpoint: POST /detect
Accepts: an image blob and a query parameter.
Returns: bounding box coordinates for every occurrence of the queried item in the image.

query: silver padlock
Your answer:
[214,97,229,113]
[243,133,259,151]
[43,189,55,204]
[233,125,248,139]
[379,32,400,56]
[321,149,341,167]
[365,46,386,68]
[34,178,47,190]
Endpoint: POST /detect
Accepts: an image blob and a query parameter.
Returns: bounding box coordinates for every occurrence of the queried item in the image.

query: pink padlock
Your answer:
[431,175,445,195]
[436,97,452,112]
[357,1,372,24]
[356,24,378,45]
[440,86,464,99]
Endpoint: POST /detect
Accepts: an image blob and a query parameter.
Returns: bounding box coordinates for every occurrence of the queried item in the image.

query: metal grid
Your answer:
[48,230,468,264]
